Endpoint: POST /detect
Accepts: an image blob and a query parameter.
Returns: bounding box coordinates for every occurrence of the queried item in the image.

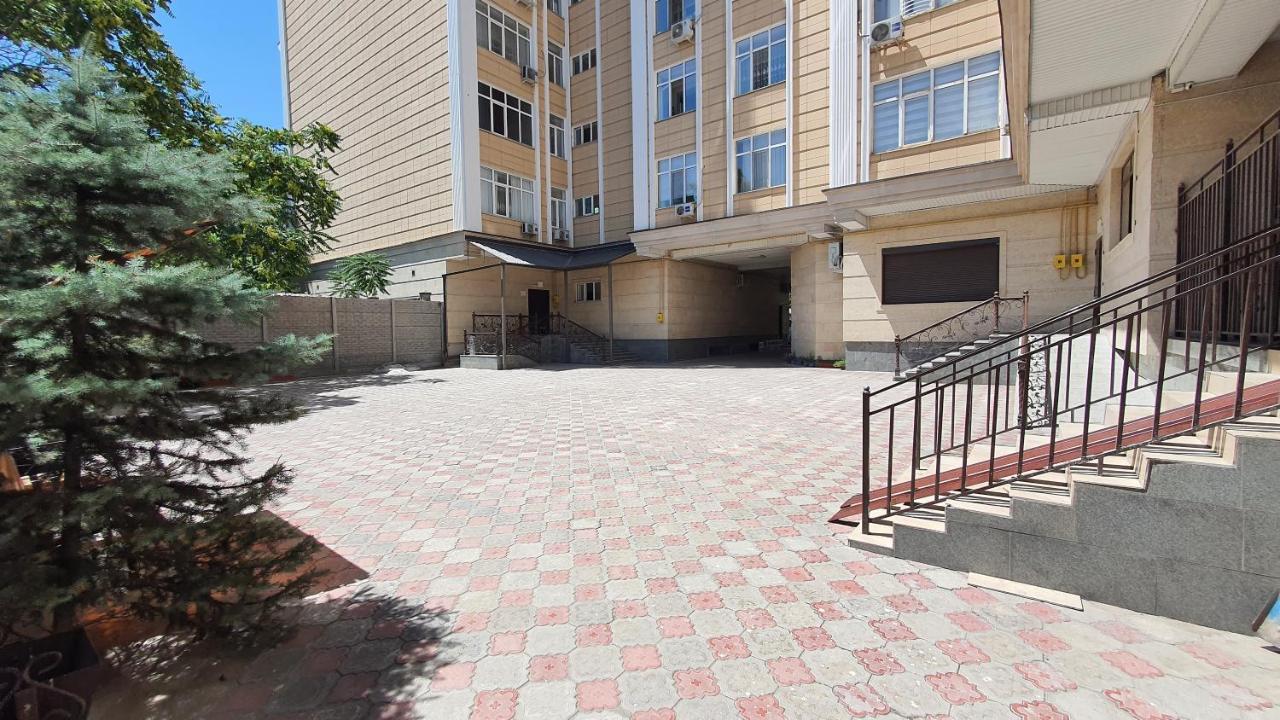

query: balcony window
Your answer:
[872,51,1001,153]
[481,167,536,222]
[735,129,786,193]
[476,1,531,67]
[657,152,697,208]
[478,82,534,147]
[657,59,696,120]
[735,25,785,96]
[656,0,695,34]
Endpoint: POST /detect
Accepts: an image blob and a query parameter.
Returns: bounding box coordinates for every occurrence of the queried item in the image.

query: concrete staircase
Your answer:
[848,373,1280,633]
[896,333,1010,381]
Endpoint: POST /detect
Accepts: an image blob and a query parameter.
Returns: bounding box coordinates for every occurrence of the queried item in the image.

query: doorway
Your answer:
[528,288,551,334]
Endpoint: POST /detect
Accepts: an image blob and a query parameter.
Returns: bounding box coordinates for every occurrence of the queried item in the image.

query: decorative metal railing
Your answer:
[841,223,1280,527]
[893,292,1029,375]
[468,313,614,362]
[1177,107,1280,345]
[1,652,89,719]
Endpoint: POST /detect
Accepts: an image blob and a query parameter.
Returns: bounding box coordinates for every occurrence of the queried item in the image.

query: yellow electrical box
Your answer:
[1052,254,1067,269]
[656,312,665,324]
[1070,254,1084,268]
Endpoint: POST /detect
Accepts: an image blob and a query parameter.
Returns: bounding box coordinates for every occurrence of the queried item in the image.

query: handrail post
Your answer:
[861,386,872,528]
[893,335,902,376]
[993,291,1001,331]
[1021,290,1030,330]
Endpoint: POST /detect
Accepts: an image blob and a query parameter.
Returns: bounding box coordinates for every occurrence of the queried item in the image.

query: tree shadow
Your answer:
[90,584,455,719]
[239,371,448,414]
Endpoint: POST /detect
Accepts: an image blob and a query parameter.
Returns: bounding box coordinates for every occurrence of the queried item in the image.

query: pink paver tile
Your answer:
[767,657,815,686]
[577,624,613,647]
[869,618,917,642]
[1100,650,1163,678]
[936,639,990,664]
[577,679,621,712]
[792,627,835,650]
[709,636,751,660]
[1017,628,1070,654]
[490,632,526,655]
[689,591,724,610]
[633,711,677,720]
[736,609,776,630]
[926,672,987,705]
[622,645,662,671]
[1014,661,1078,692]
[854,648,904,676]
[1011,700,1070,720]
[432,662,476,691]
[735,695,786,720]
[1104,688,1176,720]
[674,668,720,699]
[834,684,893,717]
[658,616,695,637]
[471,689,518,720]
[528,655,569,682]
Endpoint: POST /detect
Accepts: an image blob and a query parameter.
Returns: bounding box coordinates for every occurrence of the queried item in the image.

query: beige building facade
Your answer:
[282,0,1280,366]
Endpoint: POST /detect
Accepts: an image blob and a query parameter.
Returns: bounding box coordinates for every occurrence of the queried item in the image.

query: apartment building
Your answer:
[281,0,1278,367]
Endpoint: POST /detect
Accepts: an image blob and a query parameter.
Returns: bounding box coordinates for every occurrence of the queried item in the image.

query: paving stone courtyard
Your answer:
[92,358,1280,719]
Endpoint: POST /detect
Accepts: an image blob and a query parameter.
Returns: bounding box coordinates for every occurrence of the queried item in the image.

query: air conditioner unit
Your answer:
[869,17,903,47]
[671,18,694,43]
[520,65,538,84]
[521,222,538,236]
[675,202,696,218]
[552,229,571,244]
[827,240,844,273]
[516,0,534,6]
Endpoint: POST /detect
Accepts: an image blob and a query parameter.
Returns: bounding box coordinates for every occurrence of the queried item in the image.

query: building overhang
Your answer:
[467,236,636,270]
[825,160,1082,224]
[1026,80,1150,186]
[628,202,836,262]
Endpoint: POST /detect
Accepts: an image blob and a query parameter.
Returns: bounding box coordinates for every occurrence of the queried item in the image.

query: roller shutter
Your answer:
[882,238,999,304]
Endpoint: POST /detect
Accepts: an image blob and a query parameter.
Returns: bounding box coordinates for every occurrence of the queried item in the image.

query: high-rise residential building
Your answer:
[280,0,1280,366]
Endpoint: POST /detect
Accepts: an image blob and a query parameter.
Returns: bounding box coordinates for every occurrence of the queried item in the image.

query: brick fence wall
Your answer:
[200,295,443,377]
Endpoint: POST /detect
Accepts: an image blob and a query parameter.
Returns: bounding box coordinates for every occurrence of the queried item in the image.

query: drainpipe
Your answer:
[608,263,615,359]
[500,262,508,370]
[859,0,871,183]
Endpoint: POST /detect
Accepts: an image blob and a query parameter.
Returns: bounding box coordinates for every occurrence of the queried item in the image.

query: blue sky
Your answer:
[158,1,284,127]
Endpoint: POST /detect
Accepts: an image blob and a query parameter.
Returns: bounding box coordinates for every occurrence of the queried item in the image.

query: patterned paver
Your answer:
[91,358,1280,719]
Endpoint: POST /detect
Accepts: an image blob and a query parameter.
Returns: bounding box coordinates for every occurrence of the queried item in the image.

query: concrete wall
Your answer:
[200,295,443,377]
[790,241,844,360]
[841,191,1097,370]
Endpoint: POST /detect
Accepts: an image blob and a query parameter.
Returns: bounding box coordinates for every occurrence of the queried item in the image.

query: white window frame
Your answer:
[657,151,698,208]
[573,120,598,146]
[871,51,1001,154]
[547,0,564,17]
[481,167,536,223]
[655,0,696,34]
[735,24,786,96]
[734,129,787,194]
[551,187,569,233]
[547,42,565,86]
[478,82,534,147]
[575,279,602,302]
[874,0,958,24]
[572,48,597,75]
[476,1,532,68]
[657,59,697,121]
[549,115,566,158]
[575,194,600,217]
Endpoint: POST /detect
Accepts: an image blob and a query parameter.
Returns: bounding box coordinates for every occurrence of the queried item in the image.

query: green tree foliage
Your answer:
[0,59,330,638]
[330,253,392,299]
[0,1,343,291]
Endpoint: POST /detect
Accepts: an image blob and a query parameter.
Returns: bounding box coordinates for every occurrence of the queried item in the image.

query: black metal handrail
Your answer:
[846,224,1280,528]
[893,292,1029,375]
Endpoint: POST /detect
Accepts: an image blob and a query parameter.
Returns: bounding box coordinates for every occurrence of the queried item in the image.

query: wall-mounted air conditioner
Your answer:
[828,240,844,273]
[675,202,696,218]
[521,222,539,236]
[869,17,903,47]
[520,65,538,84]
[671,18,694,44]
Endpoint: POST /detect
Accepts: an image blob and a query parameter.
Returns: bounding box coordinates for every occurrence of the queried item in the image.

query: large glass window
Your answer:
[572,48,597,75]
[575,194,600,217]
[547,43,565,86]
[656,0,696,34]
[549,115,566,158]
[734,129,786,193]
[547,0,563,17]
[478,82,534,147]
[481,167,536,222]
[657,59,697,121]
[1120,153,1134,238]
[551,188,568,233]
[872,51,1001,153]
[735,25,786,96]
[573,121,598,146]
[657,152,697,208]
[476,1,531,67]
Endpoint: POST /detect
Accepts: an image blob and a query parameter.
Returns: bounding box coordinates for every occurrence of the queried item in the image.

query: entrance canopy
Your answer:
[468,236,635,269]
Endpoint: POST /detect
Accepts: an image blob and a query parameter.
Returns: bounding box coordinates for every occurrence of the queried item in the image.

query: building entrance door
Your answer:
[528,288,551,334]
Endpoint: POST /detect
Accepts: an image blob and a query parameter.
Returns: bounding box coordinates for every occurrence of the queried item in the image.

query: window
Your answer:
[735,129,786,193]
[874,0,957,22]
[476,1,531,67]
[576,280,602,302]
[478,82,534,146]
[575,194,600,217]
[548,0,563,17]
[657,59,697,120]
[549,115,566,158]
[547,43,565,86]
[572,48,597,75]
[573,121,598,146]
[481,167,536,222]
[735,25,786,96]
[1119,153,1134,239]
[656,0,695,34]
[882,239,999,304]
[872,51,1001,153]
[657,152,697,208]
[551,188,568,232]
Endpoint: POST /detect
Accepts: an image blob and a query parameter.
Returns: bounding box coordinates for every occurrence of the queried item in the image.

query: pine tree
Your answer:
[0,58,330,639]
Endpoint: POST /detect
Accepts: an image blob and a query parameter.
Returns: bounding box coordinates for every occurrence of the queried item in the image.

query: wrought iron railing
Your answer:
[893,292,1029,375]
[0,651,89,719]
[1177,107,1280,345]
[841,223,1280,528]
[462,330,541,361]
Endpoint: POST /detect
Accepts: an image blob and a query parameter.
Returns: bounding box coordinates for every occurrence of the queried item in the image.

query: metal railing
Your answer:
[1177,107,1280,345]
[893,292,1029,375]
[845,224,1280,527]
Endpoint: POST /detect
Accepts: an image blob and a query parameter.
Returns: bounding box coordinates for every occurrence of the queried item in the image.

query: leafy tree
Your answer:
[0,59,329,638]
[0,2,343,291]
[330,253,392,298]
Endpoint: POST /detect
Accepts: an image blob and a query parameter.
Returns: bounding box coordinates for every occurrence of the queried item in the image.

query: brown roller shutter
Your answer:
[882,238,999,304]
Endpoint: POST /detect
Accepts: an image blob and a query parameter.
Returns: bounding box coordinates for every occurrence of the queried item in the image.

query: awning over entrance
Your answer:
[467,236,635,269]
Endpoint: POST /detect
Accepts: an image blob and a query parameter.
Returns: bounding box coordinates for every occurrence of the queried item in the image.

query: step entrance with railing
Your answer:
[462,313,640,365]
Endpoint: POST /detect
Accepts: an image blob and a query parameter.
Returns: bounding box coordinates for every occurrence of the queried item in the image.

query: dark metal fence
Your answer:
[893,292,1029,376]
